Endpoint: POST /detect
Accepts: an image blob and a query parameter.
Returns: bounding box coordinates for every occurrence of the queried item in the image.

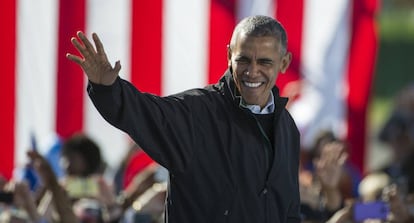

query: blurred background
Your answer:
[0,0,413,180]
[367,0,414,171]
[0,1,413,222]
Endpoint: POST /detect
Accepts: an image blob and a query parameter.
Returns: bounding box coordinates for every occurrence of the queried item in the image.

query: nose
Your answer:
[246,62,259,77]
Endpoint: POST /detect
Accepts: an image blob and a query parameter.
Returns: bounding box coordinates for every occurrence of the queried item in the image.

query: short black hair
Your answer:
[61,133,102,176]
[230,15,288,54]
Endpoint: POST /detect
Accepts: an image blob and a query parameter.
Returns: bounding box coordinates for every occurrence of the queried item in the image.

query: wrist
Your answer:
[322,189,342,211]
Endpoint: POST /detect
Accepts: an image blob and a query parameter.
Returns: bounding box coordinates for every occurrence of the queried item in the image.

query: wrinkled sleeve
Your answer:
[87,77,195,173]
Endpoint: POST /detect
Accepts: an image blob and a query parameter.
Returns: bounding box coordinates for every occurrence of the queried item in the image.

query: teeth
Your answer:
[244,82,262,88]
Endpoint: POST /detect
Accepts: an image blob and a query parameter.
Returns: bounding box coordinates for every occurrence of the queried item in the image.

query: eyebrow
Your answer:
[257,58,273,63]
[235,55,272,61]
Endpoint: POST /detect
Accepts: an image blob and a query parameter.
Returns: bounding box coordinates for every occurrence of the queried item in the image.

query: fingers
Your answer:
[26,150,48,170]
[338,152,348,165]
[114,60,122,72]
[27,149,40,160]
[320,142,348,166]
[70,35,89,59]
[66,53,83,65]
[68,31,98,61]
[77,31,96,55]
[14,182,30,199]
[66,31,122,84]
[93,33,111,62]
[93,33,105,55]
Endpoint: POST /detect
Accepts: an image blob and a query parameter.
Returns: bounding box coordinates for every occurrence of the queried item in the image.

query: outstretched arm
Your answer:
[66,31,120,85]
[67,32,196,173]
[27,150,79,223]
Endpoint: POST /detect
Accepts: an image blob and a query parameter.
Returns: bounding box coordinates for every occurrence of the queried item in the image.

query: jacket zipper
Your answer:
[252,115,272,173]
[253,116,271,223]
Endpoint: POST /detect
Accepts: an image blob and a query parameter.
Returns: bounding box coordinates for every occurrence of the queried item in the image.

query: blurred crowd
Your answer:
[0,134,166,223]
[299,83,414,223]
[1,83,414,223]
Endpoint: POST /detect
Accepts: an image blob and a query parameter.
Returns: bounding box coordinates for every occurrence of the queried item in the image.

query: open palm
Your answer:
[66,31,121,85]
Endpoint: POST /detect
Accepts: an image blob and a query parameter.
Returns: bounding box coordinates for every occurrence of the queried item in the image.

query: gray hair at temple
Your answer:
[229,15,288,55]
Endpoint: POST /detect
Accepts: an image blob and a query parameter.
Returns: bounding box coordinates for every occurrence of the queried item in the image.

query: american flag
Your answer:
[0,0,378,179]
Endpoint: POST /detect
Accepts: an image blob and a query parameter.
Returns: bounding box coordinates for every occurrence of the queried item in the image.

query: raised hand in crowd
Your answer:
[314,141,348,211]
[13,181,42,222]
[382,184,414,223]
[27,150,79,223]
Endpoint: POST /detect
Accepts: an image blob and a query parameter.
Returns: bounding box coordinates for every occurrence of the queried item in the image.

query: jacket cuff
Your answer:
[87,76,120,94]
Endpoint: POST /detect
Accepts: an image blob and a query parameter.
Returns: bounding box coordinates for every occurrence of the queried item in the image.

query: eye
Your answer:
[258,59,273,66]
[235,57,250,64]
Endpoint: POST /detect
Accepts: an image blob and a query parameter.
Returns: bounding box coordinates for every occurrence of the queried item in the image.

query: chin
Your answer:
[243,98,260,105]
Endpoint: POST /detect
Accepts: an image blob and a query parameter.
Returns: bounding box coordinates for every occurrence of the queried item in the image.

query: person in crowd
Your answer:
[114,143,156,192]
[27,149,78,223]
[67,15,301,222]
[58,133,121,222]
[112,140,167,222]
[113,142,139,195]
[117,163,164,223]
[379,83,414,192]
[326,171,414,223]
[0,181,44,223]
[325,83,414,223]
[59,133,107,200]
[378,83,414,223]
[0,157,74,223]
[299,131,352,222]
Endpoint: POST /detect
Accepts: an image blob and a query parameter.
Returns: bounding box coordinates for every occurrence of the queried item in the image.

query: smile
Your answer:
[243,81,263,88]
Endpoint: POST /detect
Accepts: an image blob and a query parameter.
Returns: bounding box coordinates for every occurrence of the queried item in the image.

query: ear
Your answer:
[227,45,232,67]
[279,52,292,73]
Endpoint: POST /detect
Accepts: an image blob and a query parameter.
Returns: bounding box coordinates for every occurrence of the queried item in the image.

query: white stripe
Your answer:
[15,0,59,170]
[289,0,351,148]
[85,0,131,168]
[162,0,209,95]
[237,0,275,21]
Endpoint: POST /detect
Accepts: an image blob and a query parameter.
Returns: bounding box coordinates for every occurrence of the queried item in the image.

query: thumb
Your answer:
[114,60,121,73]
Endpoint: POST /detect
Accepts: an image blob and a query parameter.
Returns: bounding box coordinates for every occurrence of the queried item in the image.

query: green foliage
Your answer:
[379,9,414,41]
[373,9,414,98]
[370,7,414,130]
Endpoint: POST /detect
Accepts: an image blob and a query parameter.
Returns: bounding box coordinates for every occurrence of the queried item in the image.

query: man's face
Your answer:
[228,34,291,108]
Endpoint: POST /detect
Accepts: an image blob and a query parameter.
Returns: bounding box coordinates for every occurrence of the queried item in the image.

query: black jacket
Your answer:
[88,70,301,223]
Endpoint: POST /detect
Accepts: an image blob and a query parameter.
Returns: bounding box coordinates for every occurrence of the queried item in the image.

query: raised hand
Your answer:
[383,184,414,223]
[14,181,42,222]
[66,31,121,85]
[27,150,57,186]
[314,141,348,190]
[314,141,348,211]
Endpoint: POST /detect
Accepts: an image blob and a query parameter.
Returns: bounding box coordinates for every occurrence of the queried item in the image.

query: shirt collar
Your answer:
[239,91,275,114]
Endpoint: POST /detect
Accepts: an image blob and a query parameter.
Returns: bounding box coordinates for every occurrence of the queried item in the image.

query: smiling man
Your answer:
[67,15,301,223]
[229,19,291,110]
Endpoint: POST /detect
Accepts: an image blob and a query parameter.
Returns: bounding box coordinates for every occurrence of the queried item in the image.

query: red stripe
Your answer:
[56,0,86,139]
[275,0,304,95]
[346,0,379,172]
[208,0,236,84]
[0,0,16,179]
[130,1,163,95]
